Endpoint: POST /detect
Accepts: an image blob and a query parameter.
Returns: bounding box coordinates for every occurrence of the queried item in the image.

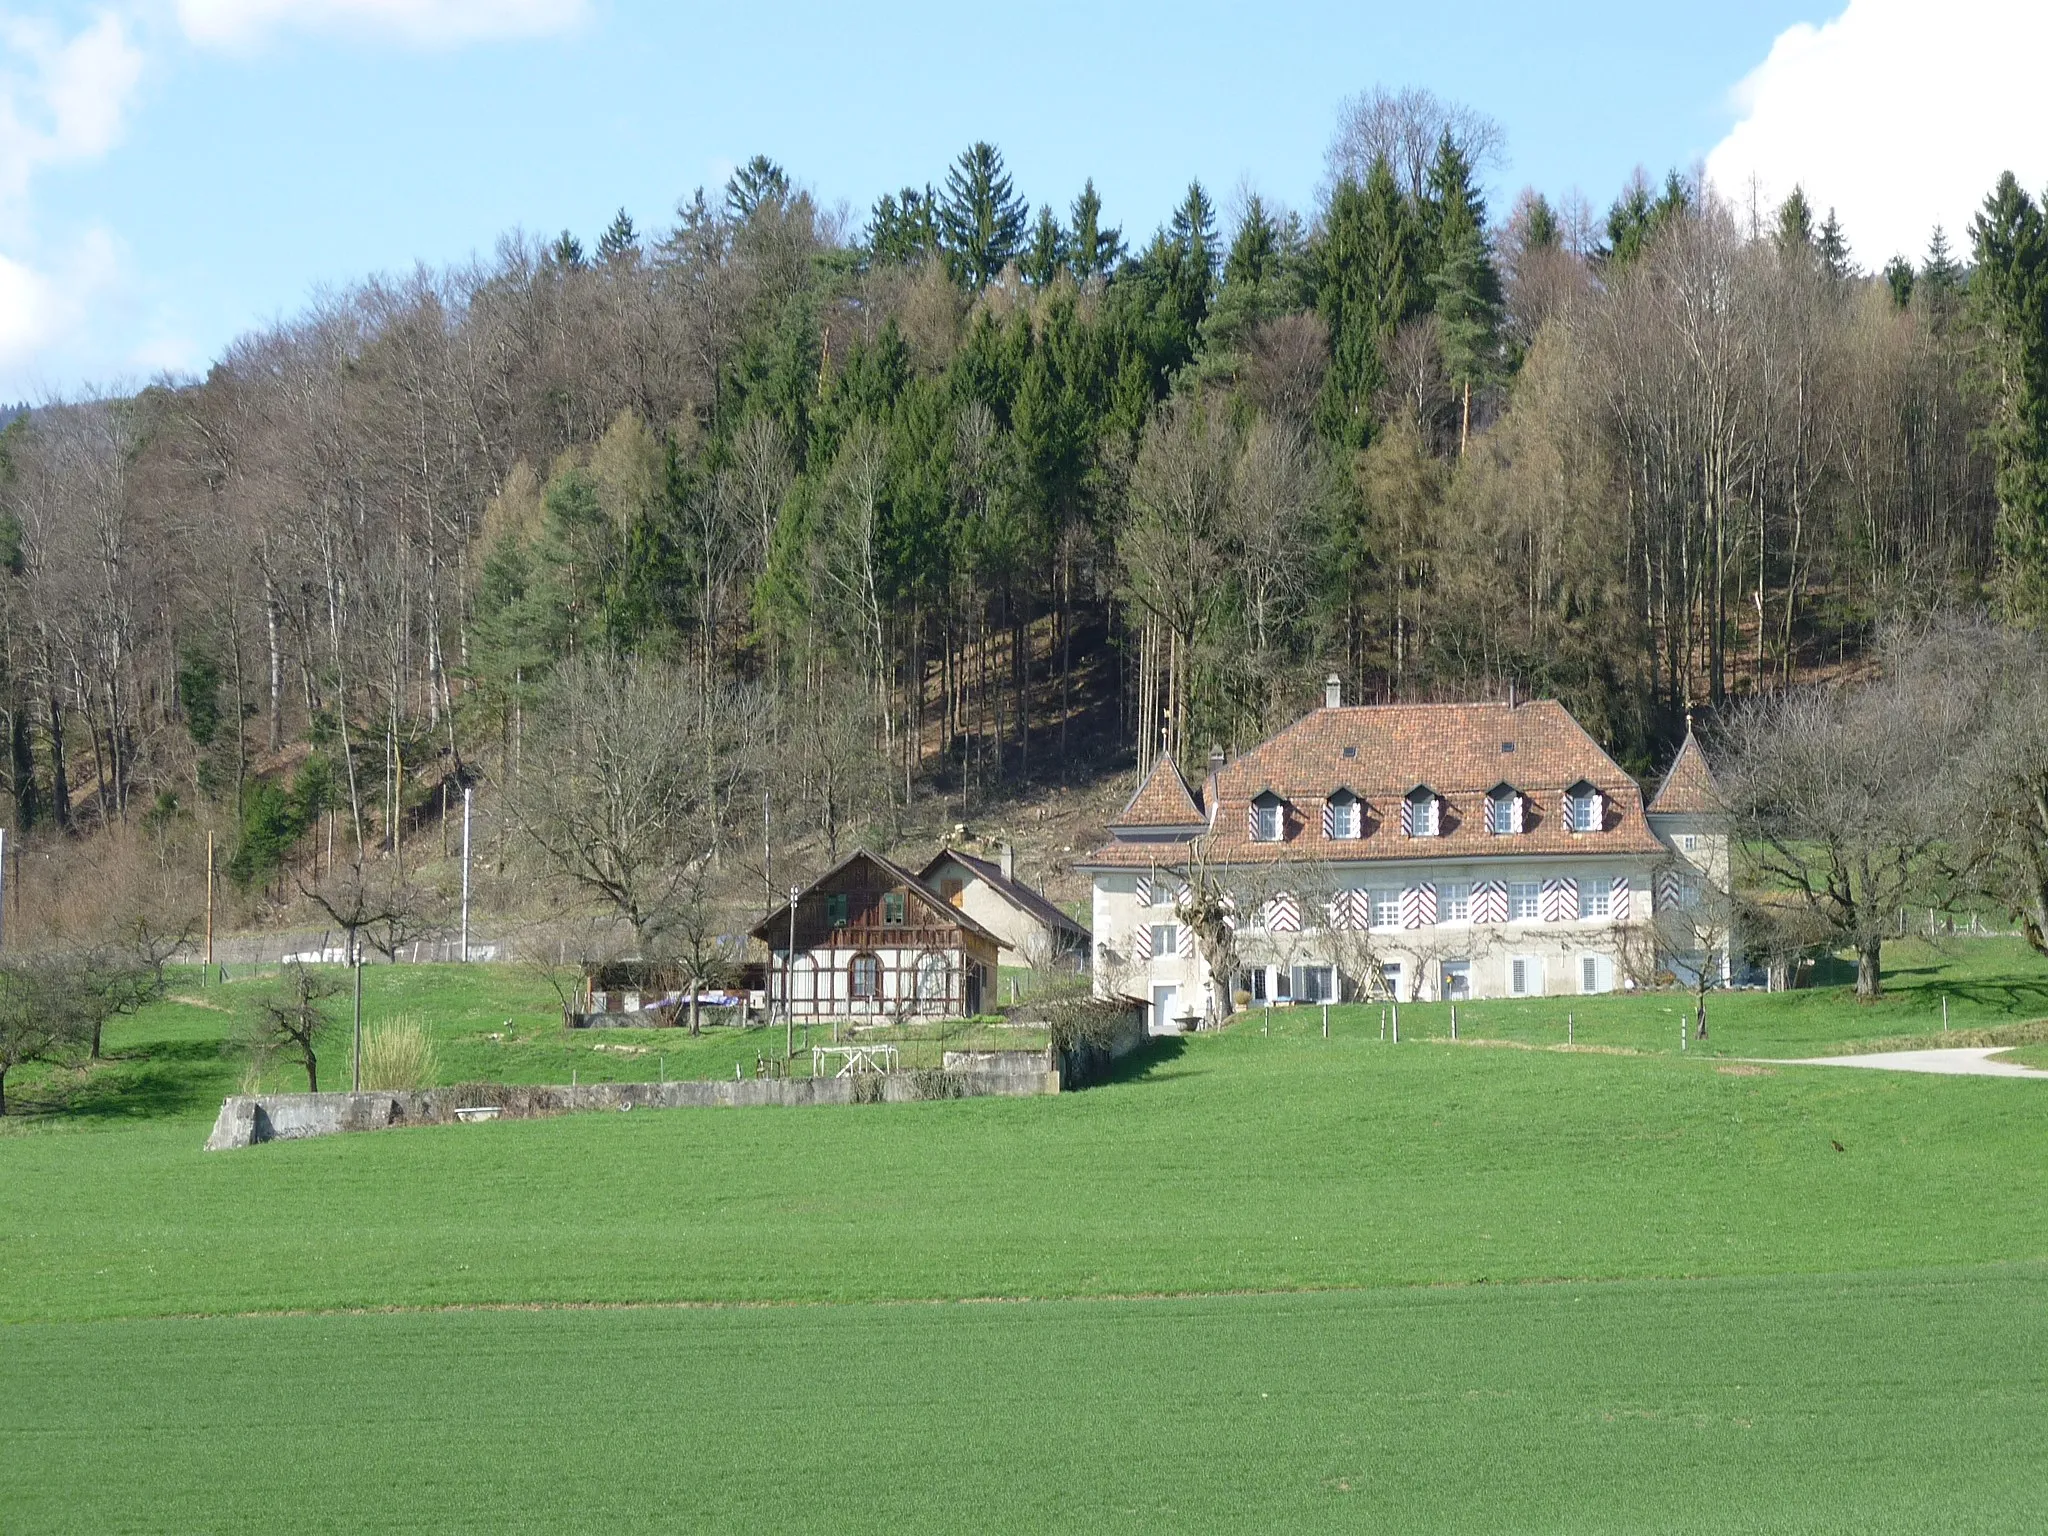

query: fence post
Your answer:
[1942,995,1949,1032]
[1567,1011,1573,1046]
[1450,1005,1457,1041]
[1321,1003,1328,1039]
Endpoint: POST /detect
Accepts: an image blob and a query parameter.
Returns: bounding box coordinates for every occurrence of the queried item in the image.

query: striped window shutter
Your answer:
[1132,924,1154,961]
[1178,924,1197,959]
[1612,874,1631,921]
[1510,794,1524,834]
[1347,889,1369,929]
[1541,878,1575,923]
[1474,879,1508,925]
[1247,803,1260,838]
[1403,882,1437,928]
[1656,870,1681,911]
[1133,874,1152,908]
[1321,799,1336,838]
[1270,891,1301,933]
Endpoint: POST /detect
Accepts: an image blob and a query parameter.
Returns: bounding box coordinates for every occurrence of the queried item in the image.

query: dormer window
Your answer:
[1324,790,1361,840]
[1565,781,1603,833]
[1402,786,1440,838]
[1251,792,1286,843]
[1487,785,1523,836]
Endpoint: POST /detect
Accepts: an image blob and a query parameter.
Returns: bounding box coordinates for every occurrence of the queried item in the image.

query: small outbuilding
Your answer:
[753,850,1002,1021]
[917,844,1091,972]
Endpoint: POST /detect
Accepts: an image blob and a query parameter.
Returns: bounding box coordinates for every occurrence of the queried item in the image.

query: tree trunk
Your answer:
[1855,937,1883,999]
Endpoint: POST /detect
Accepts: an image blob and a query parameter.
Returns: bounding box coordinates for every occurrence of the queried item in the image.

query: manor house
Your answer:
[1080,680,1725,1031]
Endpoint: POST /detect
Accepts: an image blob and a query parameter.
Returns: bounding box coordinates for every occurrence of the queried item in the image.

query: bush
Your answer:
[361,1015,439,1091]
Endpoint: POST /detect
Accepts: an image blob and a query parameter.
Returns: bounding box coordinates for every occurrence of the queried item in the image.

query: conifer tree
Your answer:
[1774,187,1815,255]
[938,142,1029,289]
[1816,209,1852,281]
[1068,178,1124,280]
[1883,255,1915,309]
[595,208,639,266]
[1023,205,1068,287]
[1423,133,1502,451]
[867,187,938,266]
[726,155,790,220]
[549,230,586,270]
[1314,156,1422,449]
[1519,193,1561,253]
[1971,173,2048,619]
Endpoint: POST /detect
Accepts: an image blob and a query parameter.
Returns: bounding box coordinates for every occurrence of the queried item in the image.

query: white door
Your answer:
[1151,984,1180,1034]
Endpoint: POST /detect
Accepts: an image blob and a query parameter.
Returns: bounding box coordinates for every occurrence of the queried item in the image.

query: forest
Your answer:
[1,87,2045,936]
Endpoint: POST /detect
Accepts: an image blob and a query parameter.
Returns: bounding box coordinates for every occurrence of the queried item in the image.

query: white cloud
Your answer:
[1706,0,2048,268]
[0,12,145,202]
[175,0,589,50]
[0,227,121,388]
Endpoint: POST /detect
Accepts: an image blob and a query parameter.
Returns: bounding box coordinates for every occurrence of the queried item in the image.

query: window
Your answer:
[1441,882,1472,923]
[1488,790,1520,835]
[916,952,949,1001]
[1441,959,1471,1001]
[1509,956,1542,996]
[1249,967,1268,1002]
[1151,923,1179,958]
[825,893,849,928]
[1293,965,1335,1003]
[1150,878,1177,909]
[1327,794,1361,839]
[1370,888,1401,929]
[1580,954,1613,994]
[1676,874,1703,910]
[1567,788,1601,833]
[939,878,965,907]
[1578,879,1611,920]
[849,952,881,1000]
[882,890,907,925]
[1377,963,1401,1002]
[1252,798,1284,842]
[1509,882,1541,922]
[1403,789,1439,837]
[1680,834,1698,852]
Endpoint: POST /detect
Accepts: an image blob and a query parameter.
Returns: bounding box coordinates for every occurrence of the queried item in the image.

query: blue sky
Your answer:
[1,0,2040,400]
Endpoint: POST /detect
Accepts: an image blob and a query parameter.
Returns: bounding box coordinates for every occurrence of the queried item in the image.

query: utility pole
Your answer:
[204,830,215,969]
[352,952,364,1092]
[786,884,800,1062]
[460,785,473,963]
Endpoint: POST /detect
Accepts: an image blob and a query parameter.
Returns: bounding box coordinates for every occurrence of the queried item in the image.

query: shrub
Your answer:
[361,1015,439,1091]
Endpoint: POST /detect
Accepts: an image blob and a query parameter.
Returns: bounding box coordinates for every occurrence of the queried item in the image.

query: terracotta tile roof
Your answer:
[918,848,1091,939]
[1080,699,1664,868]
[1109,753,1207,831]
[1647,729,1722,815]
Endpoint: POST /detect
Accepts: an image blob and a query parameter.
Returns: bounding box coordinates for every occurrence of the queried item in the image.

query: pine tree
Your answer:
[595,208,639,267]
[1023,205,1068,287]
[549,230,586,271]
[1774,187,1815,255]
[1970,172,2048,619]
[1420,133,1502,451]
[938,142,1029,289]
[867,187,939,266]
[1314,156,1422,449]
[1068,178,1125,281]
[1883,255,1915,309]
[1816,209,1852,281]
[726,155,790,220]
[1520,193,1561,253]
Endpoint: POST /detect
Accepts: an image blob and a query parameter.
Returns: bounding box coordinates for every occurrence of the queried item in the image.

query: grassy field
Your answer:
[3,938,2046,1530]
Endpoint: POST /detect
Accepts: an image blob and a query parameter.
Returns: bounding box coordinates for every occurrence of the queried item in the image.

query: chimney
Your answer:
[1208,744,1226,777]
[1325,674,1343,710]
[999,841,1015,882]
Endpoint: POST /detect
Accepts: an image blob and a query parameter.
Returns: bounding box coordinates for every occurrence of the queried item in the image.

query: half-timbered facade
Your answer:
[1082,680,1726,1030]
[753,850,1001,1020]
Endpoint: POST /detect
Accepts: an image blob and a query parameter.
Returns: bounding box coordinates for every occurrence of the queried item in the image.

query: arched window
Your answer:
[848,952,882,1002]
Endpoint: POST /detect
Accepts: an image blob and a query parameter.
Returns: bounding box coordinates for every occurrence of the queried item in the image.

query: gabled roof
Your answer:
[1108,753,1207,832]
[1648,729,1722,815]
[918,848,1091,940]
[752,848,1004,945]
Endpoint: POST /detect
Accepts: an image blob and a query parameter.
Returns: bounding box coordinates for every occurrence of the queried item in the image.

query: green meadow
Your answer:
[3,938,2046,1530]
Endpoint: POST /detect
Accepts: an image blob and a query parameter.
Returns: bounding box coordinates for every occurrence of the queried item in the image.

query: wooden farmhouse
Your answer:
[917,845,1092,972]
[752,850,1002,1021]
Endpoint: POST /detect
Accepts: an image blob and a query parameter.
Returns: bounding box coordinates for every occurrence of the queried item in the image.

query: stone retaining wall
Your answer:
[204,1068,1060,1151]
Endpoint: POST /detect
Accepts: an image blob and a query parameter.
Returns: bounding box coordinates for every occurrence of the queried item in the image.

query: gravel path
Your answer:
[1768,1047,2048,1078]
